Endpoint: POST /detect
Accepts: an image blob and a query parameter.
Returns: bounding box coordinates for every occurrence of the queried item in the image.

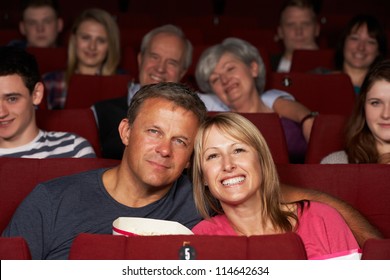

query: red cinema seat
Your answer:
[277,163,390,238]
[26,47,67,75]
[0,237,32,260]
[120,46,138,79]
[208,112,289,164]
[290,49,335,73]
[0,158,119,233]
[65,74,131,109]
[267,72,356,116]
[230,28,283,56]
[361,239,390,260]
[36,108,102,157]
[68,232,307,260]
[305,114,348,163]
[0,29,23,46]
[247,233,307,260]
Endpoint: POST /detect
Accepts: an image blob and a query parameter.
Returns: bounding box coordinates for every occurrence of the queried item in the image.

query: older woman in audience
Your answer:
[43,8,122,109]
[322,59,390,164]
[195,37,316,163]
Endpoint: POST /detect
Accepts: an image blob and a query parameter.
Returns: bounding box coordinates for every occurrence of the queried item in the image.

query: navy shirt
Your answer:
[2,168,201,259]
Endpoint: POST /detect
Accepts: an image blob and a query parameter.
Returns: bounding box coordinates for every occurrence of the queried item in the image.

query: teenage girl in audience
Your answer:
[321,59,390,164]
[191,112,360,260]
[195,37,316,163]
[333,14,387,94]
[42,8,121,109]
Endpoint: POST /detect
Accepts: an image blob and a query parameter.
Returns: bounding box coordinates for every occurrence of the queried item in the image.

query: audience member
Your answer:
[321,59,390,164]
[2,82,381,259]
[272,0,320,72]
[195,37,315,162]
[0,46,95,158]
[8,0,64,48]
[94,24,299,160]
[94,24,228,159]
[333,14,387,94]
[191,112,361,259]
[42,8,122,109]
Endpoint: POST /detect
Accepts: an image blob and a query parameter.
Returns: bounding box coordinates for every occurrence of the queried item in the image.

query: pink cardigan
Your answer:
[192,201,360,260]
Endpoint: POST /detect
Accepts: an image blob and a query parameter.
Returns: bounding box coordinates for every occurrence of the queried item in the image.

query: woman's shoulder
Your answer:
[320,150,348,164]
[300,201,343,220]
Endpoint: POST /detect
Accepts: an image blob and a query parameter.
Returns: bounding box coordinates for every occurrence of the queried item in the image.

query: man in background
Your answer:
[8,0,63,48]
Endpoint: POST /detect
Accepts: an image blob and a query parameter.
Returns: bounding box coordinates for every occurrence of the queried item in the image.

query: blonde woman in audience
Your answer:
[196,37,316,163]
[322,59,390,164]
[43,8,122,109]
[191,112,361,260]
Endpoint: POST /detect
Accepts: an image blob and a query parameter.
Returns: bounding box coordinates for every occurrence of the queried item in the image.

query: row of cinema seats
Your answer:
[0,157,389,259]
[3,234,389,260]
[26,45,355,111]
[35,107,348,164]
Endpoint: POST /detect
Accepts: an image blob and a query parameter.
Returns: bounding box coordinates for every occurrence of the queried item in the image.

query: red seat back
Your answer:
[267,72,356,116]
[36,108,102,157]
[305,114,348,163]
[290,49,335,73]
[0,158,119,233]
[277,163,390,238]
[26,47,67,75]
[208,112,290,164]
[361,238,390,260]
[68,232,307,260]
[65,74,131,109]
[0,237,32,260]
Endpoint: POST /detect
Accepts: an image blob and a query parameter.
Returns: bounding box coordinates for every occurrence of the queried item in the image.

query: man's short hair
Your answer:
[0,46,41,94]
[21,0,60,18]
[127,82,207,125]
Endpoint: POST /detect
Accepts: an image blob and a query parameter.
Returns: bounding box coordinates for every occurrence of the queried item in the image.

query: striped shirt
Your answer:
[0,130,96,158]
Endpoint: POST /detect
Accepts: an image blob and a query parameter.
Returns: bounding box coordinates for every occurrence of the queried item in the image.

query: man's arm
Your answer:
[280,183,383,247]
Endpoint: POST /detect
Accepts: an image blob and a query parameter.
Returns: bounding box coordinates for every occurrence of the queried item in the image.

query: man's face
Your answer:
[278,6,319,54]
[19,6,63,48]
[120,97,200,191]
[0,74,43,148]
[137,32,187,86]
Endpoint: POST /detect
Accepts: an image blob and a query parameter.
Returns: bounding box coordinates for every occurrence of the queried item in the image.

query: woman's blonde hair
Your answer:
[66,8,120,84]
[192,112,297,232]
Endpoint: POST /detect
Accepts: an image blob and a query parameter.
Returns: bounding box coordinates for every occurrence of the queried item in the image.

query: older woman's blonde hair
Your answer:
[192,112,297,232]
[66,8,121,84]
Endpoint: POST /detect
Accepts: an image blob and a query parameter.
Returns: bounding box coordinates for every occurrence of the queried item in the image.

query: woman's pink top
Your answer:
[192,201,361,259]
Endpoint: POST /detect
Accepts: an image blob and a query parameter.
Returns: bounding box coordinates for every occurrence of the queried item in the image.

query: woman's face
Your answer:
[75,20,109,72]
[365,79,390,148]
[344,23,379,70]
[208,52,259,111]
[201,125,262,207]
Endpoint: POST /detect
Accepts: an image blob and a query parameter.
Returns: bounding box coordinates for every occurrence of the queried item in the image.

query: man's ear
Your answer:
[32,82,44,106]
[137,52,143,68]
[178,68,188,81]
[118,119,131,146]
[277,25,284,41]
[19,21,26,36]
[57,18,64,33]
